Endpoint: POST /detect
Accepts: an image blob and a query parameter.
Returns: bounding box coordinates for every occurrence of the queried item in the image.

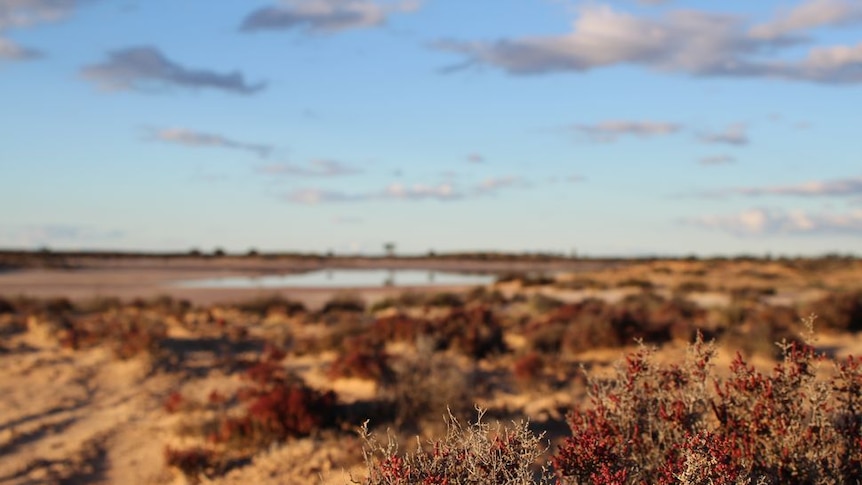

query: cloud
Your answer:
[0,224,123,247]
[0,37,40,60]
[240,0,421,34]
[258,159,361,176]
[151,128,272,158]
[751,0,862,39]
[683,207,862,236]
[467,153,484,163]
[708,176,862,198]
[285,182,457,204]
[699,154,736,166]
[284,176,524,204]
[384,182,459,200]
[568,174,587,183]
[572,120,682,142]
[698,124,749,146]
[0,0,92,60]
[81,46,266,94]
[436,3,862,84]
[474,176,525,194]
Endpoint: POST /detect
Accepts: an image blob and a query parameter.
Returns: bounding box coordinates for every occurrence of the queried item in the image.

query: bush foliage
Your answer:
[361,317,862,485]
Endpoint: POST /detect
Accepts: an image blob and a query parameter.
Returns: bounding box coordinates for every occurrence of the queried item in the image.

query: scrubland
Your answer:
[1,256,862,484]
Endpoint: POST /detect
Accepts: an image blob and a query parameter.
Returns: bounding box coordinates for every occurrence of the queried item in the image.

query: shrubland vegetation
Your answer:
[2,257,862,483]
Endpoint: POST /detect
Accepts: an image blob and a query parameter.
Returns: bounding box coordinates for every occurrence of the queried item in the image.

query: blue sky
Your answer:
[1,0,861,256]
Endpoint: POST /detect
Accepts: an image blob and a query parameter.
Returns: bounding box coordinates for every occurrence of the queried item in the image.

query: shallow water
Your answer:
[173,268,495,289]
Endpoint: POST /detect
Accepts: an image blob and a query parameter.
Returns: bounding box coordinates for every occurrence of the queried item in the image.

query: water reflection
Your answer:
[174,268,494,289]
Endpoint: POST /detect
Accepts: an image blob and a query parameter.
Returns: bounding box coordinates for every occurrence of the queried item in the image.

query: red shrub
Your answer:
[553,325,862,484]
[164,391,185,414]
[212,382,337,445]
[328,337,393,381]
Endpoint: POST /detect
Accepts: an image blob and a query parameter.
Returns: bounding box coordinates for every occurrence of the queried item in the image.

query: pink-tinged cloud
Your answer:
[707,176,862,198]
[437,4,862,84]
[284,176,525,204]
[258,159,361,176]
[152,128,272,157]
[683,207,862,236]
[572,120,682,142]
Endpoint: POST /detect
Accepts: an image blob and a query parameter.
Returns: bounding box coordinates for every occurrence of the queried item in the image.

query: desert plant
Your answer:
[322,293,367,314]
[803,290,862,332]
[328,336,394,382]
[381,349,474,430]
[357,409,554,485]
[237,294,306,317]
[164,446,218,480]
[553,317,862,484]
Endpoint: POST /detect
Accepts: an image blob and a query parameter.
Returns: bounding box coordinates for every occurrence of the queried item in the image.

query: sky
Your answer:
[1,0,861,257]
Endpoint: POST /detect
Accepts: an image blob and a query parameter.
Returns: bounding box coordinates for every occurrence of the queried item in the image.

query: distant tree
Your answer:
[247,248,259,257]
[384,242,396,258]
[188,248,202,257]
[427,249,436,258]
[213,247,226,257]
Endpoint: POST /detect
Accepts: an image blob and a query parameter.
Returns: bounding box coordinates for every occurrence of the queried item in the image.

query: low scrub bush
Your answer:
[321,293,366,314]
[164,446,218,479]
[553,318,862,484]
[526,294,707,355]
[371,307,507,360]
[803,290,862,332]
[359,316,862,485]
[512,352,545,389]
[58,314,167,359]
[236,294,306,317]
[328,336,393,382]
[424,291,464,308]
[357,409,554,485]
[381,350,474,430]
[212,382,337,447]
[212,349,338,448]
[530,293,565,314]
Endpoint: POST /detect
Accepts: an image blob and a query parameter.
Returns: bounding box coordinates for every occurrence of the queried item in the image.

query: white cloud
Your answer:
[241,0,421,34]
[437,3,862,84]
[751,0,862,39]
[152,128,272,157]
[684,207,862,236]
[572,120,682,142]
